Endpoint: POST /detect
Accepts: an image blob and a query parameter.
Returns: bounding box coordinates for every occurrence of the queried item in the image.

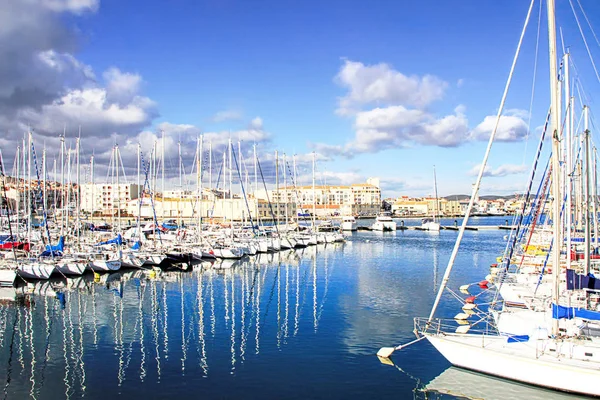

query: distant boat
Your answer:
[371,213,396,231]
[341,215,357,231]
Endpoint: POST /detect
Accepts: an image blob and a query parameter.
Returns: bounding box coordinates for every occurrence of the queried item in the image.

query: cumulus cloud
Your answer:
[335,59,448,115]
[317,60,531,158]
[470,115,529,142]
[468,163,528,177]
[311,105,470,156]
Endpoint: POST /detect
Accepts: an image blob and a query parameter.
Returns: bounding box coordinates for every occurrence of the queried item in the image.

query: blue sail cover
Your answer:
[40,236,65,257]
[566,269,600,290]
[97,234,123,246]
[552,304,600,321]
[130,241,141,250]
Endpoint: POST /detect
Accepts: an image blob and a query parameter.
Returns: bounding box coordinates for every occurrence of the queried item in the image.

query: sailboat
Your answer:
[420,166,441,231]
[378,0,600,396]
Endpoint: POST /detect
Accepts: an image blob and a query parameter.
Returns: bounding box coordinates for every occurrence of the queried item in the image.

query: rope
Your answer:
[568,0,600,85]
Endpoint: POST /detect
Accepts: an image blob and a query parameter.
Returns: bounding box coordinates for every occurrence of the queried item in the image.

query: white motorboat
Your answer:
[370,213,397,231]
[341,215,357,231]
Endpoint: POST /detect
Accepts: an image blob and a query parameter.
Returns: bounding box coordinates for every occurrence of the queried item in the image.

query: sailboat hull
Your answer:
[426,332,600,397]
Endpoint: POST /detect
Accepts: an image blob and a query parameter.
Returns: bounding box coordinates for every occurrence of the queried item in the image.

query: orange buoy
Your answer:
[491,263,498,267]
[478,280,489,288]
[465,296,476,304]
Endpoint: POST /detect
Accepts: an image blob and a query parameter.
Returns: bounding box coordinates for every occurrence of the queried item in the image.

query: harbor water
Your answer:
[0,217,581,399]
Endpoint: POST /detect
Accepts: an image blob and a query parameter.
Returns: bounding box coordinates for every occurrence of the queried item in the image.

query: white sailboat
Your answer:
[378,1,600,396]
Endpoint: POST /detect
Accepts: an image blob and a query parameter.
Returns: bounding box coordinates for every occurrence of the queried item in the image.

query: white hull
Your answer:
[421,221,441,231]
[120,253,146,269]
[341,221,357,231]
[18,262,55,280]
[426,332,600,396]
[0,269,17,285]
[371,221,397,231]
[89,260,121,272]
[144,254,167,265]
[55,259,88,275]
[213,247,244,259]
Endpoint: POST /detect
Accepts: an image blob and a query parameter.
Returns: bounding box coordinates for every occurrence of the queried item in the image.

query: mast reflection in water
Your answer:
[0,245,338,399]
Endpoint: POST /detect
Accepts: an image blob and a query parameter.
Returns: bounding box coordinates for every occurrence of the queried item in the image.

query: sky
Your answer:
[2,0,600,198]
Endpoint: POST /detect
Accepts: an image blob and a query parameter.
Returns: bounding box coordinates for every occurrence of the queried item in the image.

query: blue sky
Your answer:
[2,0,600,197]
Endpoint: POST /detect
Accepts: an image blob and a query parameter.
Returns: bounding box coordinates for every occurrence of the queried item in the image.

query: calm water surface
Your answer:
[0,217,582,399]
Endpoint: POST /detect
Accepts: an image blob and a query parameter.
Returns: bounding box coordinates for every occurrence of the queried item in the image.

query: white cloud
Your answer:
[104,67,143,105]
[41,0,99,13]
[468,163,527,177]
[470,115,529,142]
[335,59,448,114]
[19,83,157,137]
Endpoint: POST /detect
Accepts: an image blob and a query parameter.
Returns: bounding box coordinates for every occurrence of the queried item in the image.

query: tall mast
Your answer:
[76,133,81,246]
[564,52,573,271]
[60,132,65,235]
[161,130,165,220]
[312,152,316,229]
[116,143,121,232]
[209,141,213,193]
[27,132,32,246]
[91,155,95,222]
[198,135,204,237]
[593,147,599,251]
[584,106,591,275]
[229,138,234,230]
[433,165,440,222]
[42,147,47,213]
[283,153,288,227]
[137,143,142,237]
[178,140,182,227]
[275,150,279,228]
[15,147,20,233]
[547,0,562,335]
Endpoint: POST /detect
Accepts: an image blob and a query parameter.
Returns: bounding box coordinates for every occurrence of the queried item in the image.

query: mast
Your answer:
[547,0,562,335]
[76,133,81,246]
[161,130,165,221]
[42,147,47,212]
[60,133,65,236]
[594,147,599,251]
[116,143,121,233]
[584,106,591,275]
[15,147,19,235]
[137,143,142,239]
[27,131,32,247]
[433,165,440,222]
[91,154,95,223]
[209,141,213,193]
[564,52,573,271]
[283,153,289,227]
[275,150,279,228]
[198,135,204,238]
[178,140,182,227]
[312,152,316,229]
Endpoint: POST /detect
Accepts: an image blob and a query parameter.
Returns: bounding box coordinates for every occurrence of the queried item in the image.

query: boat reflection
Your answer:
[0,243,340,397]
[421,366,581,400]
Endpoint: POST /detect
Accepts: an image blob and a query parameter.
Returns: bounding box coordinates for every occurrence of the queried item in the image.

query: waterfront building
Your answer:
[254,179,381,218]
[80,183,141,216]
